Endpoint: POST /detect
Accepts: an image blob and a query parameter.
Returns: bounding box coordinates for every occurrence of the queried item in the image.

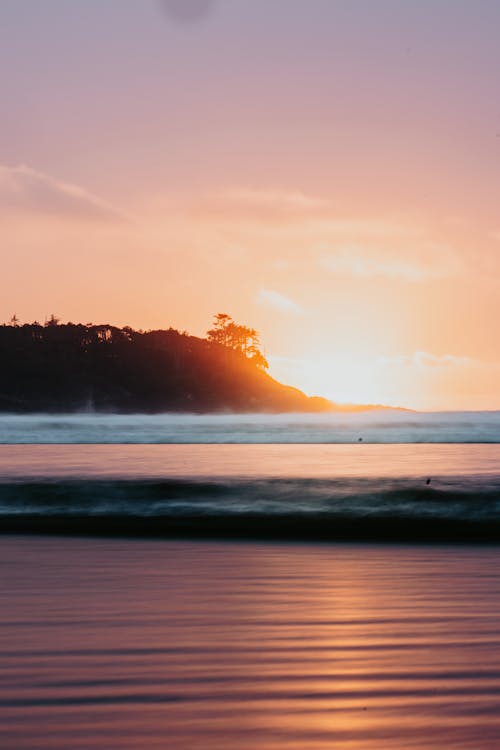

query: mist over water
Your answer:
[0,411,499,444]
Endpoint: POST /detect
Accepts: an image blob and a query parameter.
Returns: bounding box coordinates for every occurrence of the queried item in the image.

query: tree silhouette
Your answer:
[0,318,327,412]
[207,313,268,369]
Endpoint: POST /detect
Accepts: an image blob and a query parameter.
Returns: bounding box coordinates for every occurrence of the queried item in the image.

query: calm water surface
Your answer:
[1,537,500,749]
[0,443,499,479]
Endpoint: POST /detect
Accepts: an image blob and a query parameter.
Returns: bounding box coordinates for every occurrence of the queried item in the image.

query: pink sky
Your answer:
[1,0,499,409]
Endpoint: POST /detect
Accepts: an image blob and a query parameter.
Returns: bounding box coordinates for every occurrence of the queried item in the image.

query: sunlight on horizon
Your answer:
[268,352,499,412]
[269,355,399,407]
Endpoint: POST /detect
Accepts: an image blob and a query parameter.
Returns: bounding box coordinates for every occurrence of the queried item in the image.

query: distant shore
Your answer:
[0,321,403,413]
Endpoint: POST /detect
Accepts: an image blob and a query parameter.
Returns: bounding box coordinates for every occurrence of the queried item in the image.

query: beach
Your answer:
[2,536,500,749]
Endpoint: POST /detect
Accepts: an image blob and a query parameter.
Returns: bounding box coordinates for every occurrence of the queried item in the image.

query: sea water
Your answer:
[1,412,500,748]
[0,412,498,542]
[0,410,499,443]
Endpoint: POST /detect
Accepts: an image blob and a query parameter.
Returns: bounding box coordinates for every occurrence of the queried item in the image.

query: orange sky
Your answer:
[1,1,499,410]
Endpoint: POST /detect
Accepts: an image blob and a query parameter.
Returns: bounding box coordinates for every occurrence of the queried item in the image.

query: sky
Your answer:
[1,0,499,410]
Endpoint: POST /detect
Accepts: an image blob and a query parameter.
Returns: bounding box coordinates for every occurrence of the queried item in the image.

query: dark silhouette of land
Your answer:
[0,316,395,413]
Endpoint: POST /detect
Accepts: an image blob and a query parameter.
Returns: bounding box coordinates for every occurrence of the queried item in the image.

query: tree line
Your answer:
[0,314,330,413]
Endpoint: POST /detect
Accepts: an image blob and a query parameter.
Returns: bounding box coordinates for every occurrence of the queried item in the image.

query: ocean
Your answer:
[1,410,499,443]
[1,411,500,748]
[0,412,499,542]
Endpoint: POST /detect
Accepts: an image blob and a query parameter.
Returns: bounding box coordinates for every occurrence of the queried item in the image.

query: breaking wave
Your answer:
[1,475,500,543]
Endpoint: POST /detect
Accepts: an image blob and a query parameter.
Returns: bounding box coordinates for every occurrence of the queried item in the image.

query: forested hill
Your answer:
[0,321,334,413]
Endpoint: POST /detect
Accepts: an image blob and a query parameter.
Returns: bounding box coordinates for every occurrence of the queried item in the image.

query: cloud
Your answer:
[0,164,122,222]
[225,188,325,212]
[160,0,216,24]
[257,288,302,314]
[320,243,460,282]
[182,190,462,279]
[413,352,475,368]
[194,187,327,222]
[378,352,476,369]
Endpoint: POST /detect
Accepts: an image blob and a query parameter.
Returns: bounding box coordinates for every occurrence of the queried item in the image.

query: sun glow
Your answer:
[324,360,384,405]
[269,355,392,407]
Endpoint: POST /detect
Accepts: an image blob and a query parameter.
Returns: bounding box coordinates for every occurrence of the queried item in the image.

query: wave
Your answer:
[1,476,500,543]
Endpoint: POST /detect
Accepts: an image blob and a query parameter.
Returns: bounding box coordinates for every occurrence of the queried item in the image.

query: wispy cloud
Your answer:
[378,352,476,369]
[320,243,460,282]
[257,288,302,314]
[225,188,326,211]
[178,190,462,281]
[0,164,122,222]
[191,189,420,236]
[194,187,327,222]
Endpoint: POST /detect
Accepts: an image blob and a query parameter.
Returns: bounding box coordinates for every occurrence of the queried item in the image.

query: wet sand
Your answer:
[2,537,500,749]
